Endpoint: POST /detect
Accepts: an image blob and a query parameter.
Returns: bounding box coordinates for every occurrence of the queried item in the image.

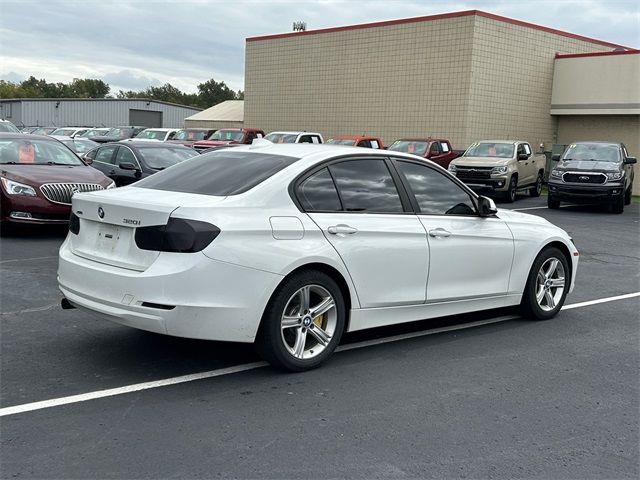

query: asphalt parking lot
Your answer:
[1,195,638,479]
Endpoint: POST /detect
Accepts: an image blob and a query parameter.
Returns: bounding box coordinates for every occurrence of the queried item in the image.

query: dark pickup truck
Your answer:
[386,138,463,168]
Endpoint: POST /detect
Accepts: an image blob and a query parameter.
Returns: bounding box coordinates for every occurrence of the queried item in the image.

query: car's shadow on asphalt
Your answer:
[1,223,68,239]
[63,306,527,377]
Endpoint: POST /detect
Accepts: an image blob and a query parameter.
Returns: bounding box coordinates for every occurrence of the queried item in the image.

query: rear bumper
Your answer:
[548,182,624,202]
[58,238,283,343]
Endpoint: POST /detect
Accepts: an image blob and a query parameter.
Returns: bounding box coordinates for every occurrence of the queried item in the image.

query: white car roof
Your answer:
[139,128,179,132]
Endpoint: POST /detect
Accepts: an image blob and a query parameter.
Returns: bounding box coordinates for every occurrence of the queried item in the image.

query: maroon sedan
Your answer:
[0,133,113,226]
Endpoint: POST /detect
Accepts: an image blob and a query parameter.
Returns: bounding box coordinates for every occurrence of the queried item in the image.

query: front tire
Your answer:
[624,185,632,205]
[530,173,543,197]
[612,193,624,214]
[256,270,346,372]
[521,247,570,320]
[547,196,560,209]
[505,176,517,203]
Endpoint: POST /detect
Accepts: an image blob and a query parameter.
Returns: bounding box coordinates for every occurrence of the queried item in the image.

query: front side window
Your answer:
[298,168,341,211]
[115,146,138,166]
[329,159,404,213]
[136,151,299,196]
[397,161,477,216]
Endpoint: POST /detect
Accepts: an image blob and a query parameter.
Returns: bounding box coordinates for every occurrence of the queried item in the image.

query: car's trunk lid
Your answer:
[68,187,226,271]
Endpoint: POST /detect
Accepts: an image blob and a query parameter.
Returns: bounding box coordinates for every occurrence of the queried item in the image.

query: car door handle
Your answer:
[428,228,451,238]
[328,224,358,235]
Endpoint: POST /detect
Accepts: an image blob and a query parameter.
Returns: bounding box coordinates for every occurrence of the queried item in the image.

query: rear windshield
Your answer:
[138,147,198,170]
[136,151,299,195]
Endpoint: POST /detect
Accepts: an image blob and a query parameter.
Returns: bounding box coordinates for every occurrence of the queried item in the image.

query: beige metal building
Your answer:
[245,10,634,159]
[184,100,244,129]
[552,50,640,191]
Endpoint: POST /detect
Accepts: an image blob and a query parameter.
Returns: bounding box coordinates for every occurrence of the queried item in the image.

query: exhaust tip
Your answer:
[61,298,76,310]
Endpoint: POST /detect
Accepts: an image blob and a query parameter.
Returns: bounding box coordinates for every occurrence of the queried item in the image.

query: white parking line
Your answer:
[1,291,638,418]
[512,204,582,211]
[0,255,58,265]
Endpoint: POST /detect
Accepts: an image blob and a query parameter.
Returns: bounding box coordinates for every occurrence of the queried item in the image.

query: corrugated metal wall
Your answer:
[0,99,200,128]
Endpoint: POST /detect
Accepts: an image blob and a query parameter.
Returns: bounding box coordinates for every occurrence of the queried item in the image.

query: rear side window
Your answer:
[329,159,404,213]
[298,168,341,211]
[136,151,298,196]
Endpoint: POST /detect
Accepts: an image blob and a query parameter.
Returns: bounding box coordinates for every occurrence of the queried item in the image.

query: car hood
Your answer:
[453,156,512,167]
[167,140,196,146]
[92,135,131,143]
[496,208,551,226]
[555,159,620,172]
[0,164,110,186]
[194,140,238,147]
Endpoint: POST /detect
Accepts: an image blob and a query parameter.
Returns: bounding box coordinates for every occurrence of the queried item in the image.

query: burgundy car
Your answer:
[192,128,264,152]
[0,133,113,227]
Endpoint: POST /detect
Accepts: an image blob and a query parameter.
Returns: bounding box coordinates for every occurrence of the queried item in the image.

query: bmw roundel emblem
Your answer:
[98,206,105,219]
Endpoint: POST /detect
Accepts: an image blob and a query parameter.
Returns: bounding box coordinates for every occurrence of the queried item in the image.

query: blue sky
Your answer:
[1,0,638,93]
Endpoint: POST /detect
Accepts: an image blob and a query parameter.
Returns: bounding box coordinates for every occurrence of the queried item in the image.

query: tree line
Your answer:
[0,76,243,109]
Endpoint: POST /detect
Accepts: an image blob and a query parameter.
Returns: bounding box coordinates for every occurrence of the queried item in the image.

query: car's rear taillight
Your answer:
[135,218,220,253]
[69,212,80,235]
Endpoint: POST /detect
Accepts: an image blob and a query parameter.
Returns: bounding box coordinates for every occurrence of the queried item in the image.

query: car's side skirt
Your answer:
[348,294,522,332]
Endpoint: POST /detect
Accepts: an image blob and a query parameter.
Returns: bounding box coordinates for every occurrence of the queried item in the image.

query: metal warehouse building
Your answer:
[0,98,201,129]
[244,10,639,189]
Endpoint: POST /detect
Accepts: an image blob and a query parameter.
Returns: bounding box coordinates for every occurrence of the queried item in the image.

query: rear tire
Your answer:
[521,247,570,320]
[505,176,517,203]
[256,270,346,372]
[547,196,560,209]
[530,173,543,197]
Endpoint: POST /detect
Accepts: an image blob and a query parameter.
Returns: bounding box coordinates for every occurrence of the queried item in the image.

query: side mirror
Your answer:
[82,156,93,165]
[118,162,138,171]
[624,157,637,164]
[478,196,498,217]
[551,154,561,161]
[517,153,529,160]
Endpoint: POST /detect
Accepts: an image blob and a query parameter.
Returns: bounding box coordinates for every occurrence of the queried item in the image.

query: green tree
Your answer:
[70,78,110,98]
[197,78,237,108]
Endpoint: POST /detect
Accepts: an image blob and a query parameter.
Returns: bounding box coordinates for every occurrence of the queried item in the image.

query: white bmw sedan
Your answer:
[58,142,579,371]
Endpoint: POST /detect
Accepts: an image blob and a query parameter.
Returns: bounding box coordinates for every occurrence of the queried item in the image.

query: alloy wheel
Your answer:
[535,257,566,312]
[280,285,338,360]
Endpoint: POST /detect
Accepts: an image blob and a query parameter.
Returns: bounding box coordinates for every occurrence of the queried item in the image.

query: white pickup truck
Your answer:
[448,140,546,203]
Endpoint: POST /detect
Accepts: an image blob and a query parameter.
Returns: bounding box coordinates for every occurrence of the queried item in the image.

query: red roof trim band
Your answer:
[555,49,640,59]
[246,9,626,49]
